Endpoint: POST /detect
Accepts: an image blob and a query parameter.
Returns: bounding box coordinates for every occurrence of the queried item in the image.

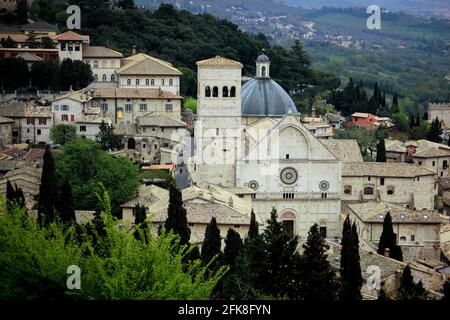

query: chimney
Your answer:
[384,248,390,258]
[132,45,137,55]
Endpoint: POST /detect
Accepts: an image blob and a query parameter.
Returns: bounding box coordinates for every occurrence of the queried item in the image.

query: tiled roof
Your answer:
[196,55,243,68]
[1,148,27,160]
[117,53,181,76]
[345,201,443,224]
[0,159,27,171]
[16,52,43,62]
[136,114,186,127]
[320,139,363,162]
[413,148,450,158]
[0,116,14,124]
[76,115,111,124]
[22,22,58,31]
[51,90,92,103]
[53,31,89,42]
[23,149,45,162]
[342,162,435,178]
[82,46,123,58]
[93,88,182,100]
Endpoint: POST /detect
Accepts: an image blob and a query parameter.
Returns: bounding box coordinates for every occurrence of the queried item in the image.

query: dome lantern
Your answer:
[256,50,270,78]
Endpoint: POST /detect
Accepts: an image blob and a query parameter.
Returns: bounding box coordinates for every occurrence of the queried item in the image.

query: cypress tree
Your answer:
[422,112,428,121]
[224,228,243,267]
[391,93,399,113]
[6,180,26,213]
[164,183,190,245]
[378,286,390,300]
[377,212,403,261]
[376,139,387,162]
[57,179,76,225]
[248,209,259,240]
[442,279,450,301]
[37,146,58,226]
[201,217,222,269]
[409,113,415,129]
[427,117,443,143]
[340,218,363,300]
[415,114,421,127]
[261,208,299,297]
[300,224,338,301]
[133,203,148,242]
[396,265,427,300]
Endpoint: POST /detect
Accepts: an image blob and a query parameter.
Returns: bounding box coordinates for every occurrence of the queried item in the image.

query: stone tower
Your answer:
[193,56,243,187]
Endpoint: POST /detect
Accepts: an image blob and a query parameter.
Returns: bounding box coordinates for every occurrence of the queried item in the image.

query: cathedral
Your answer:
[189,54,342,239]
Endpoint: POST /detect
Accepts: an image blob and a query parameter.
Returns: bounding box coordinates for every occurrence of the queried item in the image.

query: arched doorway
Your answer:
[280,211,296,236]
[127,138,136,150]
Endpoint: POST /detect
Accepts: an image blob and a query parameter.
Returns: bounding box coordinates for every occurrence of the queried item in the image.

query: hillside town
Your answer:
[0,1,450,304]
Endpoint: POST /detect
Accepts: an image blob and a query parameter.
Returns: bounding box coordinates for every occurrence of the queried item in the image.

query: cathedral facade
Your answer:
[190,54,342,239]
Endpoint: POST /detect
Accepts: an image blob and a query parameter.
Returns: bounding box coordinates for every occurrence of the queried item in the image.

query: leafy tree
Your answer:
[133,203,148,242]
[396,265,427,300]
[15,0,28,24]
[378,286,390,300]
[37,146,58,226]
[427,117,443,143]
[164,183,190,246]
[26,31,39,49]
[0,58,29,89]
[58,58,94,91]
[377,212,403,261]
[57,179,76,225]
[116,0,135,9]
[300,224,338,301]
[0,36,17,48]
[376,138,386,162]
[41,36,55,49]
[201,217,223,270]
[179,67,197,98]
[183,97,197,114]
[50,124,76,145]
[30,60,59,90]
[340,217,362,300]
[6,180,26,213]
[96,121,123,151]
[54,139,139,216]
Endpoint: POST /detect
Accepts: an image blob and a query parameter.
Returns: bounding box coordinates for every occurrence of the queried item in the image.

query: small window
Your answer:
[387,189,394,195]
[165,104,173,112]
[79,126,86,132]
[169,79,173,86]
[286,154,289,159]
[53,105,59,111]
[216,128,219,136]
[205,86,211,97]
[136,79,140,86]
[151,79,155,85]
[432,161,436,166]
[146,79,149,86]
[62,115,69,121]
[364,187,374,195]
[368,176,371,181]
[234,225,240,228]
[321,193,327,199]
[102,74,106,82]
[380,177,385,186]
[344,186,352,195]
[188,223,195,227]
[140,103,147,111]
[212,86,219,97]
[93,60,99,68]
[411,235,415,242]
[111,74,115,82]
[127,79,131,85]
[400,236,406,241]
[223,86,229,97]
[125,104,132,112]
[154,144,157,149]
[101,103,108,112]
[37,129,41,135]
[230,86,236,97]
[419,161,422,165]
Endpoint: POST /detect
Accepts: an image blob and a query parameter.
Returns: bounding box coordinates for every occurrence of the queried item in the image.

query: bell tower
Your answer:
[256,51,270,78]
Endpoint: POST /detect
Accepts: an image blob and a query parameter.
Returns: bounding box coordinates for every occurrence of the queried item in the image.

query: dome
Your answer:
[241,78,298,116]
[256,54,270,63]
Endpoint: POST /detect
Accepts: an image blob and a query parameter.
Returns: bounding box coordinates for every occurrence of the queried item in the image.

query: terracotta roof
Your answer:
[136,114,186,127]
[1,148,27,160]
[51,90,93,103]
[342,162,435,178]
[0,34,28,43]
[93,88,182,99]
[0,159,27,171]
[346,201,443,224]
[196,55,243,68]
[22,22,58,31]
[320,139,363,162]
[82,46,123,58]
[413,148,450,158]
[16,52,43,62]
[117,53,181,76]
[53,31,89,42]
[23,148,45,162]
[0,116,14,124]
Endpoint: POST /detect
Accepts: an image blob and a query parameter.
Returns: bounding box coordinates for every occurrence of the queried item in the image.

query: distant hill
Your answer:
[285,0,450,18]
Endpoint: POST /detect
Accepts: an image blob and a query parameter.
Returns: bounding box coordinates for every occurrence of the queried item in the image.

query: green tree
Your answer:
[201,217,223,270]
[248,209,259,240]
[377,212,403,261]
[261,208,299,298]
[37,146,58,226]
[396,265,427,300]
[57,179,76,225]
[442,279,450,301]
[0,36,17,48]
[50,124,76,145]
[96,121,123,151]
[54,139,139,216]
[391,93,399,114]
[133,203,148,242]
[58,58,94,91]
[30,60,59,90]
[179,67,197,97]
[15,0,28,24]
[26,31,39,49]
[376,138,387,162]
[340,217,363,300]
[223,228,243,268]
[378,286,390,300]
[183,97,197,114]
[427,117,443,143]
[0,58,29,89]
[41,36,55,49]
[300,224,338,301]
[116,0,135,9]
[6,180,26,213]
[164,183,190,246]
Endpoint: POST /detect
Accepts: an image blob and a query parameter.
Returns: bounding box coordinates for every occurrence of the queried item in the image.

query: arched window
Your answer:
[145,79,149,86]
[102,61,108,68]
[110,61,116,68]
[151,79,155,85]
[93,60,99,68]
[102,74,106,82]
[205,86,211,97]
[262,66,266,77]
[127,138,136,150]
[364,187,374,195]
[212,86,219,97]
[230,86,236,97]
[94,74,98,82]
[223,86,229,97]
[111,74,115,82]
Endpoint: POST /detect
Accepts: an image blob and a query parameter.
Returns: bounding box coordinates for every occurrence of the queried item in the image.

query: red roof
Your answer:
[142,164,174,170]
[53,31,89,42]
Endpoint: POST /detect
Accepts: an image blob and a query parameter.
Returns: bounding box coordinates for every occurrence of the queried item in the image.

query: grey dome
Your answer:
[241,78,297,116]
[256,54,270,63]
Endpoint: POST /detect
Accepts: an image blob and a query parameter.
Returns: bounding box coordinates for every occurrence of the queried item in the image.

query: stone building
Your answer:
[342,162,436,210]
[345,201,444,261]
[0,116,14,148]
[428,102,450,127]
